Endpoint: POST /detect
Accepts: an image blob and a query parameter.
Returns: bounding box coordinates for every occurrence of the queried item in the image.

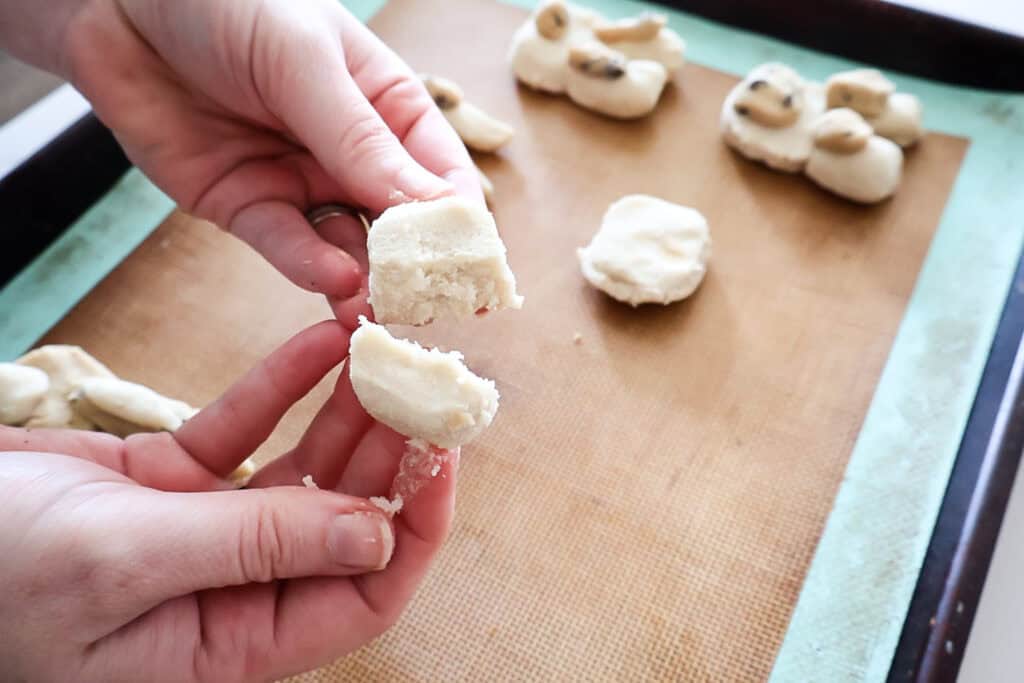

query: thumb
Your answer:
[123,487,394,597]
[269,41,452,214]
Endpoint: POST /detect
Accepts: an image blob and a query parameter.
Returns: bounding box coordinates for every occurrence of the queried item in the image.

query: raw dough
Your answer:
[565,42,667,119]
[509,0,605,94]
[367,196,523,326]
[594,13,685,73]
[475,163,495,203]
[422,75,514,153]
[721,63,826,173]
[825,68,894,118]
[0,363,50,426]
[866,92,923,147]
[578,194,711,306]
[16,345,116,429]
[348,318,500,449]
[69,376,190,436]
[805,108,903,203]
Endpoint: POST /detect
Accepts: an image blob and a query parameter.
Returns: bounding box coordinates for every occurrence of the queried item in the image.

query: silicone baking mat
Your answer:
[2,0,1023,680]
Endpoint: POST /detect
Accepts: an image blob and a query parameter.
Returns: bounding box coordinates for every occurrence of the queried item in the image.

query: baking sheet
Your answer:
[4,0,1024,680]
[23,0,968,679]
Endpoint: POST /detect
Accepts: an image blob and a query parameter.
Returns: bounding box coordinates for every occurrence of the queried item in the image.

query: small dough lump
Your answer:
[578,194,711,306]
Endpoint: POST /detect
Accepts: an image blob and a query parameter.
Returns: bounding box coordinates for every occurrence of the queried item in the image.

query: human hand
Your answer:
[59,0,480,325]
[0,321,457,682]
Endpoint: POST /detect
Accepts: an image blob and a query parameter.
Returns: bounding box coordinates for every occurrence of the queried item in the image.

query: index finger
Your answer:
[337,9,484,204]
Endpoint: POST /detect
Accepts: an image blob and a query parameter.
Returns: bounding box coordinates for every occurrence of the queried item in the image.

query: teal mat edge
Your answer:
[1,1,1022,680]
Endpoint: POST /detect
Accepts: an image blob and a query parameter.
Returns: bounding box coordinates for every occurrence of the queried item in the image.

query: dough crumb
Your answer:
[572,331,583,344]
[302,474,318,489]
[371,495,404,516]
[430,464,441,477]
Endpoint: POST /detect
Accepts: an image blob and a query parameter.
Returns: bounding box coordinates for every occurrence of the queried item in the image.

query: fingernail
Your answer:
[395,165,453,202]
[327,513,394,570]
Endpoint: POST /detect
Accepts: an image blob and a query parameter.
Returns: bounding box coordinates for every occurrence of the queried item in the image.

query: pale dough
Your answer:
[866,92,923,147]
[578,194,711,306]
[16,345,116,429]
[0,363,49,426]
[348,318,499,449]
[509,1,605,94]
[565,53,668,120]
[805,135,903,203]
[720,62,826,173]
[367,196,523,326]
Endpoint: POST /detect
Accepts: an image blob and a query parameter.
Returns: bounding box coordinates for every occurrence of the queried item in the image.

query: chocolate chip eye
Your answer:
[434,94,451,109]
[605,63,625,78]
[749,79,766,90]
[554,11,566,26]
[842,91,852,102]
[782,94,793,108]
[735,105,750,116]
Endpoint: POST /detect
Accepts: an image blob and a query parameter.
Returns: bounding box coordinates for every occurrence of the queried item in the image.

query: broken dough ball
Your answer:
[825,68,894,118]
[805,108,903,203]
[422,75,514,153]
[16,345,116,429]
[565,42,667,119]
[509,0,605,94]
[69,376,192,437]
[866,92,923,147]
[367,196,523,326]
[348,318,499,449]
[578,194,711,306]
[593,13,686,73]
[0,363,50,426]
[721,63,826,172]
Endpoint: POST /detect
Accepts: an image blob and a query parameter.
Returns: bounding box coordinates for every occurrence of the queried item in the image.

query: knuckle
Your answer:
[335,115,396,172]
[238,496,290,583]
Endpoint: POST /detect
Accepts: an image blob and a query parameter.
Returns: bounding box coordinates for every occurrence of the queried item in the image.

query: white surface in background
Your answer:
[885,0,1024,37]
[0,83,90,178]
[960,449,1024,681]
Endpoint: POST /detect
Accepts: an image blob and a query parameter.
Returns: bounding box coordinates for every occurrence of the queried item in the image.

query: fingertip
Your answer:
[392,164,456,206]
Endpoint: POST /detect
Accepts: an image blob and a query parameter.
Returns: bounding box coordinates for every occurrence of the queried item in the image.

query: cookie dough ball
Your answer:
[0,363,49,426]
[509,0,605,94]
[565,42,667,119]
[16,345,116,429]
[721,62,826,173]
[578,194,711,306]
[825,68,894,118]
[805,108,903,203]
[367,196,523,326]
[348,318,499,449]
[421,75,514,153]
[866,92,923,147]
[594,13,685,73]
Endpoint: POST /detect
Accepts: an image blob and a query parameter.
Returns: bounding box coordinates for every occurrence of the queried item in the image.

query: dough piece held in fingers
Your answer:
[16,345,116,429]
[805,108,903,203]
[594,13,685,73]
[720,62,826,173]
[578,194,711,306]
[565,42,667,119]
[422,75,514,153]
[0,363,49,426]
[367,196,523,326]
[348,318,499,449]
[509,0,605,94]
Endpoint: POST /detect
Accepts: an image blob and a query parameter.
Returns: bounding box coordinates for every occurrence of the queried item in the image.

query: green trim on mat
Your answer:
[0,1,1022,679]
[0,169,174,359]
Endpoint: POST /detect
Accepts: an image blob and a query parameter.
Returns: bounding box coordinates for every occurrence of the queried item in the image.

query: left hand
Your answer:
[0,321,458,682]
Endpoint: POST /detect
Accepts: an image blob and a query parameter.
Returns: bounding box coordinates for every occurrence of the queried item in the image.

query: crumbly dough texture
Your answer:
[720,63,826,173]
[578,194,711,306]
[348,318,500,449]
[367,196,523,326]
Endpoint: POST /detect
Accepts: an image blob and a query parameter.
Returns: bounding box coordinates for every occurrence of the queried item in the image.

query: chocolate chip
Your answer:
[735,105,750,116]
[749,79,766,90]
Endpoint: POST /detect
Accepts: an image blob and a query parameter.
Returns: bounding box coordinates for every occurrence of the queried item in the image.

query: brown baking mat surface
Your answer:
[34,0,967,679]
